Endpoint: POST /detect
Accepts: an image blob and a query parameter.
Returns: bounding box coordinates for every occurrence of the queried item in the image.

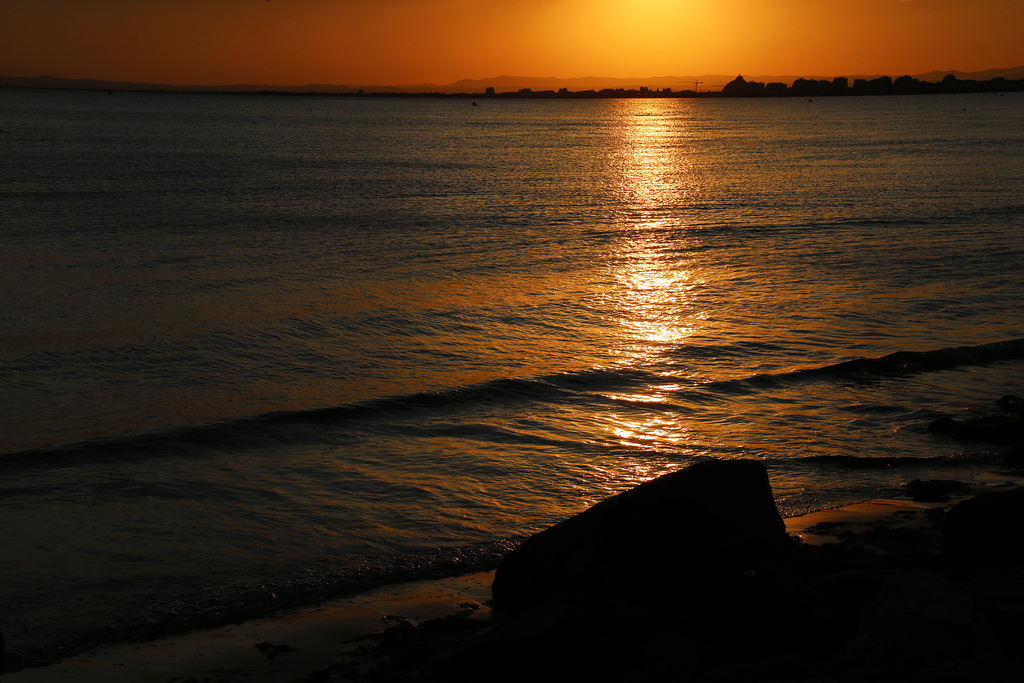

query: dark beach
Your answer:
[7,399,1023,683]
[7,490,1022,683]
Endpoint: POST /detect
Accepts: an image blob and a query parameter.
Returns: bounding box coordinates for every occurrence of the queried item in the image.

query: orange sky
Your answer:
[4,0,1023,86]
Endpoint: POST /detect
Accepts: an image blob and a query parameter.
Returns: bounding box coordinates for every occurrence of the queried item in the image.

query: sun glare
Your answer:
[4,0,1022,85]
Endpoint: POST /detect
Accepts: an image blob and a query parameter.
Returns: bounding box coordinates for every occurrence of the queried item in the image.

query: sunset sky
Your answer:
[4,0,1023,86]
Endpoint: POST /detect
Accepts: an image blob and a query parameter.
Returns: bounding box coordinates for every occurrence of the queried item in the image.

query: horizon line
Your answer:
[4,65,1024,93]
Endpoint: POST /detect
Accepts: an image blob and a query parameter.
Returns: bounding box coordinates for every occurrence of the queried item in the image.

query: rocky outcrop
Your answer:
[352,474,1024,682]
[491,458,790,613]
[944,486,1024,569]
[837,569,987,680]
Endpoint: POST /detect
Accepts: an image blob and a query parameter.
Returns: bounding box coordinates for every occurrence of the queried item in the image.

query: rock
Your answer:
[928,396,1024,446]
[999,445,1024,472]
[860,569,977,628]
[928,414,1024,445]
[837,570,984,680]
[902,478,970,502]
[943,486,1024,569]
[491,458,790,613]
[996,394,1024,415]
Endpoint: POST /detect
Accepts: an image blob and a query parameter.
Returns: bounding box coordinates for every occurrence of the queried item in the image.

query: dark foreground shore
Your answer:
[8,480,1023,682]
[339,468,1024,683]
[6,400,1024,683]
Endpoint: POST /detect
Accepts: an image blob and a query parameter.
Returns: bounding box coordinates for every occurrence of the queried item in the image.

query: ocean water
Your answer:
[1,87,1023,669]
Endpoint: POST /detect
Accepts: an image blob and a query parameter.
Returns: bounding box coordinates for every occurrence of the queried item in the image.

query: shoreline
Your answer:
[3,572,494,682]
[9,481,1022,682]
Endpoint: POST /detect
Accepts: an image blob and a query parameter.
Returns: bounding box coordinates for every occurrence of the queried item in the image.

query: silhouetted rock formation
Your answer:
[944,487,1024,569]
[491,459,790,613]
[834,568,991,681]
[349,465,1024,682]
[902,478,971,502]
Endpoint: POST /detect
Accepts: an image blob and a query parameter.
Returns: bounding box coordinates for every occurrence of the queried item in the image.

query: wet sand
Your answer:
[4,573,493,683]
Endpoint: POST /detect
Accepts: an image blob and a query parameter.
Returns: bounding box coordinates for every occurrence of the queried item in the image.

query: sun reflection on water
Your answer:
[607,411,690,448]
[605,100,707,359]
[595,100,709,461]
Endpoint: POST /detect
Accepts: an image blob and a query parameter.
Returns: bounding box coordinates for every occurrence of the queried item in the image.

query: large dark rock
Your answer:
[838,570,981,675]
[943,486,1024,569]
[902,478,970,502]
[491,458,790,613]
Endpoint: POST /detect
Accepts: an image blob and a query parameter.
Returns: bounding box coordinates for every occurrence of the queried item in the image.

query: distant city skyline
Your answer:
[6,67,1024,97]
[4,1,1023,88]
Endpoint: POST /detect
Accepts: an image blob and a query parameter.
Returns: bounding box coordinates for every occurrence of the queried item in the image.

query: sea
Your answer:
[1,86,1023,670]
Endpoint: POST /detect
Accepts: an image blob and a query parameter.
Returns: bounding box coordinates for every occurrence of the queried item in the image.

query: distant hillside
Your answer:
[0,75,362,94]
[4,66,1024,95]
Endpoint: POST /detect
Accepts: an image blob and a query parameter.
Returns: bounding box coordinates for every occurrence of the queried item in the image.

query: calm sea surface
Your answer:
[1,87,1023,668]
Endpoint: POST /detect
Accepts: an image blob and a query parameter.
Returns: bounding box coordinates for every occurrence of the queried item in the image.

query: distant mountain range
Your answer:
[4,67,1024,95]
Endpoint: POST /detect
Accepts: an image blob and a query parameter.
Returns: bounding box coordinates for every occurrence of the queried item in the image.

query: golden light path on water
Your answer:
[593,100,711,483]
